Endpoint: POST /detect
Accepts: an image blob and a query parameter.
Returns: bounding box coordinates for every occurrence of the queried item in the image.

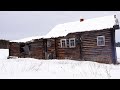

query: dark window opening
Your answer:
[20,43,25,53]
[48,53,53,59]
[20,43,30,55]
[47,40,51,47]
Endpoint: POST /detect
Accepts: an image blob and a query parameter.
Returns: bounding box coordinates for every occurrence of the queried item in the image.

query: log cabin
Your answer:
[9,15,120,64]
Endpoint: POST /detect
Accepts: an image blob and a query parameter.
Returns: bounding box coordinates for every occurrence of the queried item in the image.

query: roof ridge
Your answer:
[62,14,115,25]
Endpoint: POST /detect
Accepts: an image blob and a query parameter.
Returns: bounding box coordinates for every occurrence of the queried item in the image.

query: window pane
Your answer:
[98,37,104,41]
[97,36,105,46]
[61,40,66,47]
[71,40,74,46]
[66,39,69,47]
[69,39,75,47]
[47,40,51,47]
[98,41,104,45]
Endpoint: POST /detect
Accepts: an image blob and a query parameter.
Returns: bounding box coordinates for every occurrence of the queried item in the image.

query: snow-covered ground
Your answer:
[0,49,9,60]
[0,58,120,79]
[116,47,120,62]
[0,59,113,79]
[0,47,119,79]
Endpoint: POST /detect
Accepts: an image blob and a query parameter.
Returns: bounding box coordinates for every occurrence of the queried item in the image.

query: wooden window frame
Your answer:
[69,38,76,48]
[97,36,105,46]
[60,39,67,48]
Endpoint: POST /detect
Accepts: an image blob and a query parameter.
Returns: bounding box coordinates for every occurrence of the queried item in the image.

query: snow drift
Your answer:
[0,47,119,79]
[0,58,120,79]
[0,58,112,79]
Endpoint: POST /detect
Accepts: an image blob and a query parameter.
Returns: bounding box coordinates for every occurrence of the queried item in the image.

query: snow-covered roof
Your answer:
[45,15,117,38]
[10,35,45,43]
[11,15,118,42]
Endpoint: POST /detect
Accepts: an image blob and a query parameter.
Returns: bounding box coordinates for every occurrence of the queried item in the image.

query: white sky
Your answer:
[0,11,120,42]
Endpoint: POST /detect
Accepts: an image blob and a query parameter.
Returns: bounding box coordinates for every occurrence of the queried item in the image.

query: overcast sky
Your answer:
[0,11,120,42]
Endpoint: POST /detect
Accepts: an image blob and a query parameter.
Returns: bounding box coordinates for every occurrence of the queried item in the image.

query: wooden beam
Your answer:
[111,29,117,64]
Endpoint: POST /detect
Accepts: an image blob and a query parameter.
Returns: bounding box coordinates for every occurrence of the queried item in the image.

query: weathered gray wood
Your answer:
[9,28,116,64]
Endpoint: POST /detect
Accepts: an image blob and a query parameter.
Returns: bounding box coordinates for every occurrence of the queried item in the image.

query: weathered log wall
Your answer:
[9,28,116,64]
[81,29,113,64]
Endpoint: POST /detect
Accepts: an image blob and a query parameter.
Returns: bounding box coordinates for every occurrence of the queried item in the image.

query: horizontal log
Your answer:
[82,38,111,41]
[82,50,113,53]
[82,53,112,55]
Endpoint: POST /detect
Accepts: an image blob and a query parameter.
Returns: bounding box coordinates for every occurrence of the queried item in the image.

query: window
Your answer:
[69,38,76,48]
[60,39,67,48]
[97,36,105,46]
[20,43,25,53]
[47,40,51,47]
[20,43,30,55]
[66,39,69,47]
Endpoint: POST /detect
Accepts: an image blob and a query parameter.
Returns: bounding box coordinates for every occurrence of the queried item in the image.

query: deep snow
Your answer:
[0,58,120,79]
[0,59,113,79]
[0,47,119,79]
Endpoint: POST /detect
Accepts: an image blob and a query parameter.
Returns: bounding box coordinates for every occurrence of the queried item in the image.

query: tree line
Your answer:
[0,39,9,49]
[116,42,120,47]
